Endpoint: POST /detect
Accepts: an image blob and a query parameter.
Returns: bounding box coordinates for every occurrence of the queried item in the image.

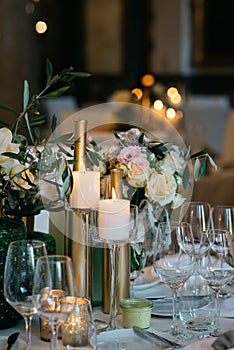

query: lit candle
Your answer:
[61,297,89,347]
[99,188,130,241]
[69,170,100,209]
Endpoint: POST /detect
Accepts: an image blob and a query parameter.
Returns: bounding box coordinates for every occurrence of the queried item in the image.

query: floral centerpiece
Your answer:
[87,126,217,210]
[86,125,217,275]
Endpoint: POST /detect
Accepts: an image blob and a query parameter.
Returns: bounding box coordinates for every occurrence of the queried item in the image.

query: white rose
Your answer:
[159,148,186,175]
[158,154,176,174]
[0,128,19,173]
[10,164,35,190]
[127,156,150,188]
[145,170,177,206]
[127,172,148,188]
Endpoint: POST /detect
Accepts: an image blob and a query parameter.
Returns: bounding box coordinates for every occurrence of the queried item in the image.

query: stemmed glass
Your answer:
[211,205,234,296]
[90,205,138,330]
[4,240,48,350]
[153,221,196,341]
[33,255,77,350]
[179,201,212,294]
[130,237,147,297]
[200,229,234,336]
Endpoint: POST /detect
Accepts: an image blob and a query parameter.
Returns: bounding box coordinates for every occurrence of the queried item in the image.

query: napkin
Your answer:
[212,330,234,350]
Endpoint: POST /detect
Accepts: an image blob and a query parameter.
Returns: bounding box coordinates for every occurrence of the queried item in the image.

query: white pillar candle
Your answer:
[70,171,100,209]
[99,198,130,241]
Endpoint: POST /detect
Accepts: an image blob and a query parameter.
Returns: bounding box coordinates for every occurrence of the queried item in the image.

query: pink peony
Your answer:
[117,146,142,164]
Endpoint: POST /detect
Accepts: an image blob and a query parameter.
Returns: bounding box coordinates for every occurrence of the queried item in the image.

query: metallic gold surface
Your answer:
[65,119,92,300]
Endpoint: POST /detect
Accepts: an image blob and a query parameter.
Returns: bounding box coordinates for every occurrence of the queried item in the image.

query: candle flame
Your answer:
[112,187,117,202]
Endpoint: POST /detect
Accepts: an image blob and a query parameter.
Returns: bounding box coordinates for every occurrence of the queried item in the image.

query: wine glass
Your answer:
[200,229,234,336]
[4,240,48,350]
[153,221,196,342]
[179,202,212,292]
[130,237,147,297]
[33,255,77,350]
[211,205,234,295]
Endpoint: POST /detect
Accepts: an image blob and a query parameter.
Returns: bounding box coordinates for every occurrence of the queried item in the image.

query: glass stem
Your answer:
[213,290,221,336]
[50,324,59,350]
[24,315,32,350]
[108,243,120,330]
[171,288,178,335]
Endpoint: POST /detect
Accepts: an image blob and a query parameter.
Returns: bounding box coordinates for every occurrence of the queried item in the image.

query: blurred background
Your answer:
[0,0,234,160]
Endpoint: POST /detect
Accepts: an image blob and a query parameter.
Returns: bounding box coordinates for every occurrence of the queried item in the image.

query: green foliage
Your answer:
[0,58,90,217]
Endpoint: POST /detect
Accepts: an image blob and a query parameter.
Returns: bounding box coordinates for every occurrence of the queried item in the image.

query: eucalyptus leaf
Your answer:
[0,102,17,113]
[30,114,46,121]
[138,133,144,144]
[50,132,73,143]
[23,80,29,110]
[40,86,70,99]
[67,71,91,78]
[0,119,11,127]
[52,115,57,132]
[208,155,218,170]
[1,152,26,164]
[46,58,53,86]
[34,127,41,141]
[48,74,60,86]
[194,158,201,181]
[24,111,35,144]
[87,150,101,166]
[182,164,190,188]
[200,157,208,178]
[191,148,207,159]
[60,175,71,198]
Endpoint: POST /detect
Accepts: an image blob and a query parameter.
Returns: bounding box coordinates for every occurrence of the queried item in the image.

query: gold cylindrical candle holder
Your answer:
[102,168,130,314]
[64,209,92,300]
[61,297,90,347]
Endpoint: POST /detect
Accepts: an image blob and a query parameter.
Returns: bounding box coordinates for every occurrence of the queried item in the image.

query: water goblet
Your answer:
[179,202,212,293]
[4,240,48,350]
[200,229,234,336]
[153,221,196,342]
[130,226,147,297]
[211,205,234,295]
[33,255,77,350]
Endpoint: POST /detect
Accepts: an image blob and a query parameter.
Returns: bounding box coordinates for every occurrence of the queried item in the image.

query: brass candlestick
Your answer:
[65,119,93,300]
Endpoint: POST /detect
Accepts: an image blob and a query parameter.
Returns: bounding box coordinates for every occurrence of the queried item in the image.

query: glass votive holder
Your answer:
[61,297,96,348]
[120,298,153,328]
[39,289,65,342]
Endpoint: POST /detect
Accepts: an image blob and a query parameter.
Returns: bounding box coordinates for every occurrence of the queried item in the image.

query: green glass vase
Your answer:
[0,217,27,329]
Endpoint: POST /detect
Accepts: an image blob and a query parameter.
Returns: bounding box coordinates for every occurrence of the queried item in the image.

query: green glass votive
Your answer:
[120,298,153,329]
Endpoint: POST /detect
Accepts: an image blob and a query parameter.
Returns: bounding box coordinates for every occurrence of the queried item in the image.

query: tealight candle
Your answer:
[61,297,90,347]
[99,189,130,240]
[69,170,100,209]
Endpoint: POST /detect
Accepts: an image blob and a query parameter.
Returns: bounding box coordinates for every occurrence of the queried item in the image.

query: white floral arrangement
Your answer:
[87,127,217,209]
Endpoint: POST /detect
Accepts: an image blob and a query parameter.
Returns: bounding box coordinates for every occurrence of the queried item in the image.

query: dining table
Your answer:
[1,268,234,350]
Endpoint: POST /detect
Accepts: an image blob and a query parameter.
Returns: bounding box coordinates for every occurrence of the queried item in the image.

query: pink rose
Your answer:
[128,156,150,177]
[127,156,150,188]
[117,146,142,164]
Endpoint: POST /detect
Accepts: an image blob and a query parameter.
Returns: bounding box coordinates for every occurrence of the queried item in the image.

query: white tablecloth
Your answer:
[1,282,234,349]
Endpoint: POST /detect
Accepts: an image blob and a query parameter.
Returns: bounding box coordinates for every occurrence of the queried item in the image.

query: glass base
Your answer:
[169,328,194,342]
